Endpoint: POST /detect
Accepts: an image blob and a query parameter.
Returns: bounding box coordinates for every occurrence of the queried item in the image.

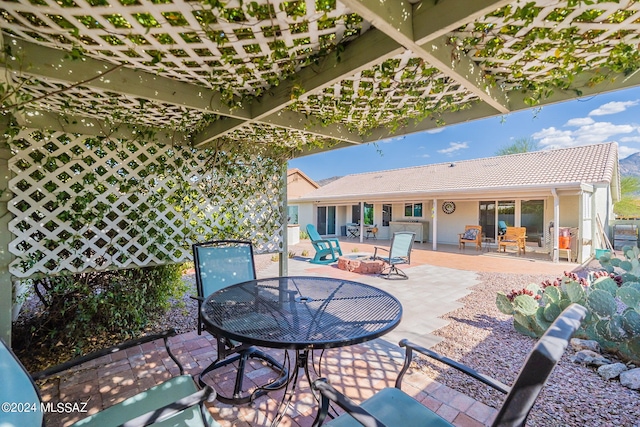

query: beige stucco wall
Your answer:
[287,172,318,199]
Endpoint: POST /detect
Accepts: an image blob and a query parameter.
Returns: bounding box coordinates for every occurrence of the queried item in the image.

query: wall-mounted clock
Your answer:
[442,201,456,214]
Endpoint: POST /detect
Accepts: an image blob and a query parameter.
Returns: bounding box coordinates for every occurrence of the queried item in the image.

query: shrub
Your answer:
[19,264,188,358]
[496,247,640,364]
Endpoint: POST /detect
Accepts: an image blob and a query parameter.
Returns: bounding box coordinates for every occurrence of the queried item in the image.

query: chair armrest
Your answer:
[32,329,182,380]
[120,386,215,427]
[373,246,389,259]
[312,379,387,427]
[397,339,510,394]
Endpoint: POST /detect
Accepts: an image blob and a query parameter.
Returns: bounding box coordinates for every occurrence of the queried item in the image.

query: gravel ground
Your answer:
[416,271,640,427]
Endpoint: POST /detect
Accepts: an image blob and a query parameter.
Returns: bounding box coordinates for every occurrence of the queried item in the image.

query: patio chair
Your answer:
[458,225,482,250]
[192,240,288,404]
[306,224,343,264]
[498,220,508,236]
[366,224,378,240]
[3,330,219,427]
[312,303,587,427]
[498,226,528,255]
[373,232,415,279]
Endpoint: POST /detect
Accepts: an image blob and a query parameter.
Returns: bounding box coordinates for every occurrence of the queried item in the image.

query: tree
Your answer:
[495,137,539,156]
[614,175,640,218]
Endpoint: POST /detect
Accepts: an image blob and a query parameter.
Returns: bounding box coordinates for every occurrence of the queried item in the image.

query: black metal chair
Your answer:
[312,303,587,427]
[3,330,218,427]
[192,240,287,404]
[373,232,415,279]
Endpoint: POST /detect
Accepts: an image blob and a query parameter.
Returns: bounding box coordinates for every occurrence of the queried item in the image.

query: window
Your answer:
[404,203,423,217]
[287,205,299,224]
[382,204,392,226]
[364,203,373,225]
[351,204,360,223]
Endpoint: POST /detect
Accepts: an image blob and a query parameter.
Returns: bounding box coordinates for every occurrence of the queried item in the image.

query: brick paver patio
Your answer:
[38,331,498,427]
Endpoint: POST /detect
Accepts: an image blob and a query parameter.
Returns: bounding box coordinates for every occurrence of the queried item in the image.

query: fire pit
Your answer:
[337,254,385,274]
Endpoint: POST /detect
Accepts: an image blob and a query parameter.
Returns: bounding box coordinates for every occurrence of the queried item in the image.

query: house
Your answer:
[294,143,621,263]
[287,168,320,225]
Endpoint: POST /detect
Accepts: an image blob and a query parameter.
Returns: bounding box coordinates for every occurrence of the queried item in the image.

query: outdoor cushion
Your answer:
[462,228,478,240]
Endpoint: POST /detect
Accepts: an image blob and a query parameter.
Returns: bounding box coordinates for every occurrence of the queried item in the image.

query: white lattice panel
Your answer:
[12,74,213,133]
[454,0,640,89]
[0,0,366,97]
[7,128,283,278]
[290,50,480,132]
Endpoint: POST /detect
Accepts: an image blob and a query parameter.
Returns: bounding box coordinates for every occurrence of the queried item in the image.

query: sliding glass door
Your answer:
[317,206,336,235]
[521,200,544,246]
[479,201,496,239]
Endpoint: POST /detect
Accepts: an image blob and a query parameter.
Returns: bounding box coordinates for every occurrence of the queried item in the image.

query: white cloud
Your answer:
[618,145,640,158]
[533,122,637,148]
[531,127,575,148]
[437,142,468,155]
[565,117,594,127]
[589,100,639,116]
[425,128,445,134]
[620,136,640,143]
[420,154,431,158]
[573,122,635,144]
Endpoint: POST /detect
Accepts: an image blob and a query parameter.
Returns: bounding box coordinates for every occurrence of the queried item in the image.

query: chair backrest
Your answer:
[0,338,44,427]
[192,240,256,299]
[306,224,322,241]
[504,227,526,240]
[498,221,507,235]
[492,303,587,427]
[389,232,415,260]
[462,225,482,240]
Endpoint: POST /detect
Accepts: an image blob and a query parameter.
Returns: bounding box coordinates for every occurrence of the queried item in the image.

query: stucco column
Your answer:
[359,201,364,243]
[0,146,14,345]
[432,198,438,251]
[552,189,559,263]
[279,165,288,276]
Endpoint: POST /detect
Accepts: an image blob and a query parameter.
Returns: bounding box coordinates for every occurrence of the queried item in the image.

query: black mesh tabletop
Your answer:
[201,276,402,350]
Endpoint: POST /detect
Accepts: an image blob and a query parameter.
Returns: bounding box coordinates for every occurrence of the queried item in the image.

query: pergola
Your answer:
[2,0,640,343]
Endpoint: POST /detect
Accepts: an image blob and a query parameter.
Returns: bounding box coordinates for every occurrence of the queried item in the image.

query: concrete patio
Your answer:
[37,242,581,427]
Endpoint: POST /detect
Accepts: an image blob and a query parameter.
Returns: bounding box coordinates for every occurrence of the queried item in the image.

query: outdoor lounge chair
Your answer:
[458,225,482,250]
[192,240,287,404]
[498,226,527,255]
[311,303,587,427]
[3,330,219,427]
[373,232,415,279]
[306,224,343,264]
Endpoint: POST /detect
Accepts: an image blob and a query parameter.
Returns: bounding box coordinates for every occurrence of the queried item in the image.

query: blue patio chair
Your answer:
[312,303,587,427]
[4,330,220,427]
[306,224,343,264]
[192,240,287,404]
[373,232,415,279]
[498,220,508,236]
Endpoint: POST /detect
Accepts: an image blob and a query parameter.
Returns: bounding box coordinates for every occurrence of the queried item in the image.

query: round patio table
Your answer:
[200,276,402,418]
[201,276,402,350]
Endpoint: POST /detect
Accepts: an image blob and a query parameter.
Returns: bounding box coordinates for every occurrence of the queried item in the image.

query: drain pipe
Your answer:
[552,188,559,263]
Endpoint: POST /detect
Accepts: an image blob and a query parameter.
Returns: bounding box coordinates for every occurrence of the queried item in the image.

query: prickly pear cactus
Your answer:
[497,267,640,364]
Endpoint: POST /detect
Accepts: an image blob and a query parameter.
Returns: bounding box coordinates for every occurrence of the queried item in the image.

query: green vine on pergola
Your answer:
[451,0,640,106]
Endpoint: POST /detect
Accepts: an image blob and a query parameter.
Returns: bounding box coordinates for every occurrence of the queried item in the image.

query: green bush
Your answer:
[496,247,640,364]
[24,264,188,354]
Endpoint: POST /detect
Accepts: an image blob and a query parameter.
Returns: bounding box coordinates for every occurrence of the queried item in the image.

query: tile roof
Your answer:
[300,143,619,201]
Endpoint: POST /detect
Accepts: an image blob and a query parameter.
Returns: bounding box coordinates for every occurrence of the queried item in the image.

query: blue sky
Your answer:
[288,85,640,182]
